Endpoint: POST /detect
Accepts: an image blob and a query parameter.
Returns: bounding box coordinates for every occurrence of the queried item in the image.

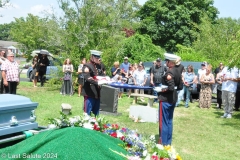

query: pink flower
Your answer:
[151,155,159,160]
[121,128,127,132]
[112,124,119,130]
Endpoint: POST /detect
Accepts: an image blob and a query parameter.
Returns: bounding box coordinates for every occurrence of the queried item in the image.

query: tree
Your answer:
[137,0,218,52]
[192,16,240,68]
[10,14,63,56]
[56,0,141,67]
[118,33,165,63]
[0,22,14,40]
[0,0,9,8]
[0,0,10,17]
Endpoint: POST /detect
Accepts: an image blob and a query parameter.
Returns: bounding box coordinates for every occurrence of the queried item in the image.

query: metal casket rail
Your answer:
[0,94,38,136]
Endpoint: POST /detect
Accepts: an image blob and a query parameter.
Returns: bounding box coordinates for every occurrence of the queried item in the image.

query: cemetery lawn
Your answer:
[17,81,240,160]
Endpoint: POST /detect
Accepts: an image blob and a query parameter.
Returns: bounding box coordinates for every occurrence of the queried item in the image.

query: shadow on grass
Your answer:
[213,110,240,130]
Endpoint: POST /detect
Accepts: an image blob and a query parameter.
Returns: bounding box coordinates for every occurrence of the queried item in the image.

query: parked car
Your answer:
[27,55,62,82]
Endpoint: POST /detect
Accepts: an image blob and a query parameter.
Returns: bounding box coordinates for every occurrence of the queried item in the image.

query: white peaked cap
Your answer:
[90,50,102,56]
[164,53,181,62]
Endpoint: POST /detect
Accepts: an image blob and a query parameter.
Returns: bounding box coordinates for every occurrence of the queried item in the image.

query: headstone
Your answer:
[61,103,72,115]
[129,105,158,123]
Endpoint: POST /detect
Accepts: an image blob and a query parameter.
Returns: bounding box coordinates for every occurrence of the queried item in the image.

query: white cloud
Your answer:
[30,4,53,15]
[30,5,45,14]
[12,3,20,9]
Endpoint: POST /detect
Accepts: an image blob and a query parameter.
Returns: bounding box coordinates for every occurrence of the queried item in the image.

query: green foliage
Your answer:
[176,44,209,62]
[119,33,165,63]
[137,0,218,52]
[193,16,240,68]
[0,22,14,40]
[10,14,63,57]
[56,0,142,74]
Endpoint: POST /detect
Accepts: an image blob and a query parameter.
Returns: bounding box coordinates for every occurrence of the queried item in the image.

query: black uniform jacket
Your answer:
[82,63,100,99]
[158,67,181,104]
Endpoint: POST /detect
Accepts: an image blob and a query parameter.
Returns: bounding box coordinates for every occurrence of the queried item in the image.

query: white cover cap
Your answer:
[164,53,181,63]
[90,50,102,56]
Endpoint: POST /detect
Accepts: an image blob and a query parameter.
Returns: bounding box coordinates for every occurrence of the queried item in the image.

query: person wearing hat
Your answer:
[82,50,103,116]
[120,57,131,78]
[1,51,20,94]
[150,58,167,103]
[197,62,207,93]
[158,53,182,146]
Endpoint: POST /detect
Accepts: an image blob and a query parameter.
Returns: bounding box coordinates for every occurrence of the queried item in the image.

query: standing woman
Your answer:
[31,55,38,87]
[60,58,74,96]
[77,58,86,97]
[199,65,215,108]
[182,65,195,108]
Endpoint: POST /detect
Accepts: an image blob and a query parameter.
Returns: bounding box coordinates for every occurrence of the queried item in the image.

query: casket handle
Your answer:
[30,110,36,121]
[10,116,18,126]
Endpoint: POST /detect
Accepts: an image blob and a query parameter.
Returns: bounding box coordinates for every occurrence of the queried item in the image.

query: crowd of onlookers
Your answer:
[100,56,240,119]
[177,61,240,119]
[1,48,240,119]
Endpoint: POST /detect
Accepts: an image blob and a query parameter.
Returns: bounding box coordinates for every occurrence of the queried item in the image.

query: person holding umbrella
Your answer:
[38,50,49,87]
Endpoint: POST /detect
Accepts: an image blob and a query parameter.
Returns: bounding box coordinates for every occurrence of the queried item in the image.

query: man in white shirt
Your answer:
[221,67,238,118]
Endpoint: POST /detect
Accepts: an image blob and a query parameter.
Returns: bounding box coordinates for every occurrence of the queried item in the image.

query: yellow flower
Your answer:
[164,145,171,151]
[176,154,182,160]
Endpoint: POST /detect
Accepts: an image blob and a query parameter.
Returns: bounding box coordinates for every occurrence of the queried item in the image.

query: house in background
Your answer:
[0,40,22,55]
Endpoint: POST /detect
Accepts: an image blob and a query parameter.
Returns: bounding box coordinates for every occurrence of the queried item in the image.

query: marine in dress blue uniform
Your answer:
[158,53,182,146]
[82,50,102,116]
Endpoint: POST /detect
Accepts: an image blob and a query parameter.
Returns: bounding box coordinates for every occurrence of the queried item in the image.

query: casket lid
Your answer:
[0,94,38,110]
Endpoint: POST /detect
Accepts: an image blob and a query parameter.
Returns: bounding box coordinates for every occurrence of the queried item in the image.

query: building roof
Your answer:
[0,40,19,49]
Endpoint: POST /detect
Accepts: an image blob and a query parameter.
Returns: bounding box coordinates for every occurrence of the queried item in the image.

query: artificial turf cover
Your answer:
[0,127,128,160]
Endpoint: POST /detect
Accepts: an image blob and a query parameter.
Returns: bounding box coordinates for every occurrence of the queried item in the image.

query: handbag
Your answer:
[197,83,201,92]
[64,73,71,80]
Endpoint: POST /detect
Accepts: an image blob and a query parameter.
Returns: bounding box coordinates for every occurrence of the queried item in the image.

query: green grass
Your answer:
[16,81,240,160]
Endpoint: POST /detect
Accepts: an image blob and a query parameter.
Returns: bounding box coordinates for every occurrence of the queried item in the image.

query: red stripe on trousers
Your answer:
[159,101,162,144]
[84,96,88,113]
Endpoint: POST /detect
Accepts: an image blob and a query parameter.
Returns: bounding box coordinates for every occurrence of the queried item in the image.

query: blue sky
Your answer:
[0,0,240,24]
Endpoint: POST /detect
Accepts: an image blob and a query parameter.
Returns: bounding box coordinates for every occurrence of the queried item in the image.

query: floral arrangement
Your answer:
[48,112,182,160]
